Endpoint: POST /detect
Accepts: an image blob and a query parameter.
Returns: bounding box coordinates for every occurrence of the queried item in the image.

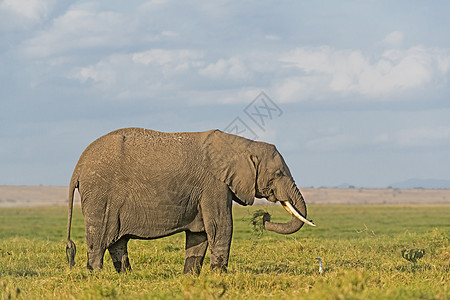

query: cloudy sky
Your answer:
[1,0,450,188]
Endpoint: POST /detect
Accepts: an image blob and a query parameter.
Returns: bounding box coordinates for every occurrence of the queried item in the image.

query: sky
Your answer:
[1,0,450,188]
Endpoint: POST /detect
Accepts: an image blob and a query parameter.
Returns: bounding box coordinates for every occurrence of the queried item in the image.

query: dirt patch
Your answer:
[252,187,450,206]
[300,187,450,205]
[1,186,449,207]
[0,186,81,207]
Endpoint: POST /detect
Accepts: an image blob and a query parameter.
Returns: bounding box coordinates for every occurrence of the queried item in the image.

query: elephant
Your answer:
[66,127,315,274]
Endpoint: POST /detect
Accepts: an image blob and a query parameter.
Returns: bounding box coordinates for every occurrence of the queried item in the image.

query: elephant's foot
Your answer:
[183,256,204,275]
[112,255,131,273]
[108,237,131,273]
[210,253,228,273]
[120,253,132,273]
[211,264,227,273]
[87,249,105,271]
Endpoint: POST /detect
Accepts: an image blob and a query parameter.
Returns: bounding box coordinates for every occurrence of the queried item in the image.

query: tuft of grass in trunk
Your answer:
[250,210,271,238]
[401,249,425,264]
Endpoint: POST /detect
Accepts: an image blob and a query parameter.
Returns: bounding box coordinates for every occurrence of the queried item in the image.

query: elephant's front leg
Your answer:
[202,192,233,272]
[184,231,208,275]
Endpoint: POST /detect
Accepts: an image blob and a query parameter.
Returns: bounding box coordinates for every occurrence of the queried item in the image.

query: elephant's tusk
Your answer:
[281,201,316,227]
[281,201,293,215]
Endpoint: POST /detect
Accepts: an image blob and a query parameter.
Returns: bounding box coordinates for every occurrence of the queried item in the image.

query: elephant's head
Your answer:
[252,143,316,233]
[203,130,315,235]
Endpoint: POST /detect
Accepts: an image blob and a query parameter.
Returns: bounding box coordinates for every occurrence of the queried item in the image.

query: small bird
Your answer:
[316,257,323,274]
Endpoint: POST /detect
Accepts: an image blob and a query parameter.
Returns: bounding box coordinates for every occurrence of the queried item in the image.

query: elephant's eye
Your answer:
[275,170,283,178]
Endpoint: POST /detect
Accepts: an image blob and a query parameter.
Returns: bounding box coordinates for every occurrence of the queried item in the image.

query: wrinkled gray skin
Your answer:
[66,128,309,274]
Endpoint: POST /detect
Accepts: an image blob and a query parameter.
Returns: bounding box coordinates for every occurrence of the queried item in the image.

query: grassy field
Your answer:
[0,205,448,299]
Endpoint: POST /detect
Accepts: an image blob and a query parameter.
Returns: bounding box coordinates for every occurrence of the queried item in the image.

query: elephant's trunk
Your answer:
[264,179,315,234]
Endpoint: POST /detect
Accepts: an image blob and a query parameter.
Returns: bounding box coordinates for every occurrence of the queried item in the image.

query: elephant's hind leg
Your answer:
[108,237,131,273]
[184,231,208,275]
[85,231,106,271]
[86,247,106,271]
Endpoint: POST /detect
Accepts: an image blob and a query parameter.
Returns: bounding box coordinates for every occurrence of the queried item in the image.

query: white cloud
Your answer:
[133,49,205,77]
[17,2,184,59]
[0,0,50,20]
[67,43,450,105]
[69,49,206,100]
[20,3,129,58]
[385,127,450,148]
[0,0,56,29]
[69,54,162,100]
[367,125,450,151]
[273,76,326,103]
[139,0,172,11]
[71,55,126,86]
[199,57,251,80]
[69,50,264,104]
[278,45,450,101]
[132,49,203,66]
[304,125,450,153]
[184,88,262,105]
[382,31,404,47]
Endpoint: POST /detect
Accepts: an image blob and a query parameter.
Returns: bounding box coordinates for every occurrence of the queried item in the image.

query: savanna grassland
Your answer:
[0,203,449,299]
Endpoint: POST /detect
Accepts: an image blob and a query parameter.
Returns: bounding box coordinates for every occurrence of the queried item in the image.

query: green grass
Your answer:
[0,205,448,299]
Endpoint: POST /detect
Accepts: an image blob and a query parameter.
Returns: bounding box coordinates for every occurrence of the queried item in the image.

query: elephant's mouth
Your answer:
[266,191,277,203]
[280,201,316,227]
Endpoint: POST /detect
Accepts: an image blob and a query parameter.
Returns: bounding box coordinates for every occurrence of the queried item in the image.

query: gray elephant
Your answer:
[66,128,315,274]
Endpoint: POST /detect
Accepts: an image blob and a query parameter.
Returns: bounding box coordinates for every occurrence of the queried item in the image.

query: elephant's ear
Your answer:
[202,130,258,206]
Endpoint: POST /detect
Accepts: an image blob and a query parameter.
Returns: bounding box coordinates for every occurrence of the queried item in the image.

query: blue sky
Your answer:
[1,0,450,187]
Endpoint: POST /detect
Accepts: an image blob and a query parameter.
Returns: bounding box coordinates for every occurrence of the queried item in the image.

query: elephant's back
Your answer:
[105,127,211,148]
[73,127,204,187]
[104,127,201,158]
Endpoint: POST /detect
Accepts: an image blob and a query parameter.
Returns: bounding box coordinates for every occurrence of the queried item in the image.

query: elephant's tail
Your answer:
[66,177,78,268]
